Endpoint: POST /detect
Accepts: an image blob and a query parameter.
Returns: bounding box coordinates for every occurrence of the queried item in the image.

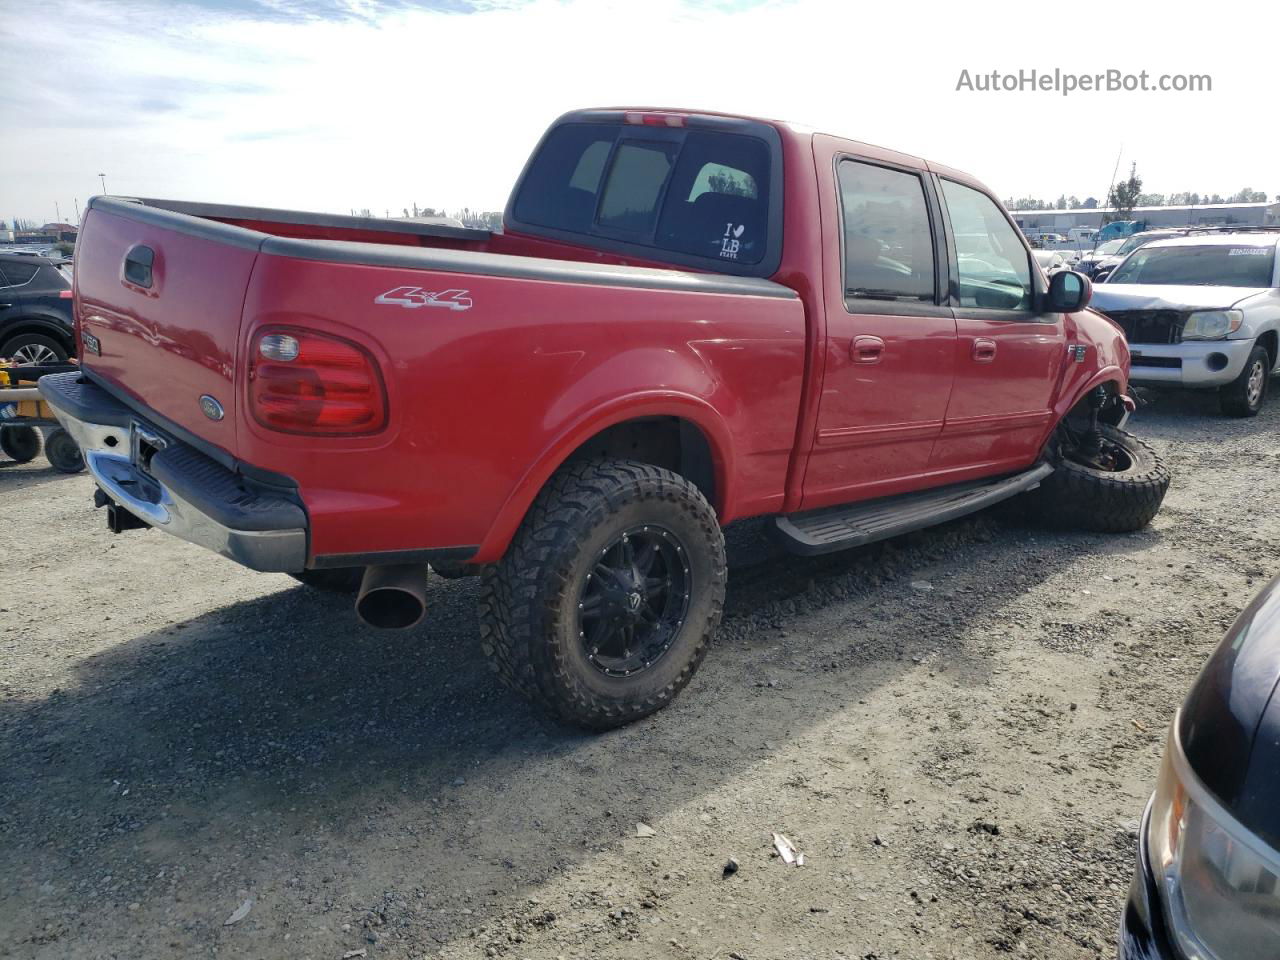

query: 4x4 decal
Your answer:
[375,286,473,311]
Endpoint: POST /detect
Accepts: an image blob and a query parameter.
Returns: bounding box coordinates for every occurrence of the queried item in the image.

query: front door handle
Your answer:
[851,335,885,364]
[972,338,997,363]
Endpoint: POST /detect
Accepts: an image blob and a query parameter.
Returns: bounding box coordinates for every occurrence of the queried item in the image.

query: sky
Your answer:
[2,0,1275,225]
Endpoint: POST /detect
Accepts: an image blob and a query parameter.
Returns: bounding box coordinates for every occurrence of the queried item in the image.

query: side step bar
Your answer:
[773,462,1054,556]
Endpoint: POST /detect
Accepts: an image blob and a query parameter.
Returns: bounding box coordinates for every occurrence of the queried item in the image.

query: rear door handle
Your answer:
[972,338,997,362]
[851,335,885,364]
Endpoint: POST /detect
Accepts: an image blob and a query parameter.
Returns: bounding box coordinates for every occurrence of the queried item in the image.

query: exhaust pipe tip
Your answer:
[355,564,428,629]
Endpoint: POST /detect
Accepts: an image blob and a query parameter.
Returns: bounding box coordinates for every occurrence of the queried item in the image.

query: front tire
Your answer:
[1031,424,1169,532]
[478,459,727,730]
[1219,344,1270,417]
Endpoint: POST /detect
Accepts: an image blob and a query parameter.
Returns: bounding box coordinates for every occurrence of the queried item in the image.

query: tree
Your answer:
[1055,194,1067,209]
[708,170,754,197]
[1081,197,1099,209]
[1105,164,1143,222]
[1136,193,1166,206]
[1229,187,1267,203]
[1066,196,1081,209]
[1004,196,1049,211]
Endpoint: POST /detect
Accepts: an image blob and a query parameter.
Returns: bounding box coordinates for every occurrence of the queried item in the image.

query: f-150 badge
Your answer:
[375,286,473,311]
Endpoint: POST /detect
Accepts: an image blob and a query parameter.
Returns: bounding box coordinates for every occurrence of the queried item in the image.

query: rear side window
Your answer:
[838,160,936,302]
[0,261,40,287]
[512,122,775,269]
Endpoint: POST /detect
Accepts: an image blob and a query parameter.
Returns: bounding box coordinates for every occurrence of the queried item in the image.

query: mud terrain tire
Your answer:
[478,459,726,730]
[1032,424,1169,532]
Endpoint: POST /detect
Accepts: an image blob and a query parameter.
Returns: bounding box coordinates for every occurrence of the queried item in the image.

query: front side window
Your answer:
[941,180,1032,311]
[512,122,774,268]
[1109,244,1276,287]
[837,160,935,302]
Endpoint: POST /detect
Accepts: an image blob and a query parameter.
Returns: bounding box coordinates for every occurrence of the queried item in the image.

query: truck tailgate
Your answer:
[74,201,263,457]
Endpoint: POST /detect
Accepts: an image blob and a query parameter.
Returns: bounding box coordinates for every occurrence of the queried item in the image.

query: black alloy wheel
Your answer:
[578,525,691,678]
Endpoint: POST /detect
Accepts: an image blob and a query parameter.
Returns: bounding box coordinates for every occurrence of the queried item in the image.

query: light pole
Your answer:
[97,173,107,195]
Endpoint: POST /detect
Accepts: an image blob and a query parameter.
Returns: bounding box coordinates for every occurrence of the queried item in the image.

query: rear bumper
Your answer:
[37,372,308,572]
[1128,337,1256,388]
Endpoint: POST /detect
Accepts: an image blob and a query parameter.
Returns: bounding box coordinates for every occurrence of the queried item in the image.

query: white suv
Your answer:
[1091,232,1280,416]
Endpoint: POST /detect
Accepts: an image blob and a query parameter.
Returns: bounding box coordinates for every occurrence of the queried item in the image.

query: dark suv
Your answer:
[1121,576,1280,958]
[0,252,76,363]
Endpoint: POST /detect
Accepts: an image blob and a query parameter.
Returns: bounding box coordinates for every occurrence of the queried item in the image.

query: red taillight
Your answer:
[623,111,686,128]
[59,290,73,299]
[249,327,387,435]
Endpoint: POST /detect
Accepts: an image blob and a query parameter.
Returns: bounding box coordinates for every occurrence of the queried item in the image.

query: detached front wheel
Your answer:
[1031,424,1170,532]
[478,459,727,730]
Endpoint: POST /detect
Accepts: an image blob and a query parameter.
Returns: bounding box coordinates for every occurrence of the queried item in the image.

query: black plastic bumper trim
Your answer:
[311,546,478,570]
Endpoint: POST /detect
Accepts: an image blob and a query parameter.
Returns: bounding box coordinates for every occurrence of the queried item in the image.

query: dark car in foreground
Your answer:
[0,251,75,363]
[1121,575,1280,959]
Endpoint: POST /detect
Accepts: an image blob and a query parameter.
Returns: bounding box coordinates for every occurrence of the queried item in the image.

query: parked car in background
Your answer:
[1032,249,1069,275]
[1092,230,1200,282]
[40,107,1168,728]
[1076,238,1127,277]
[1120,574,1280,960]
[1091,233,1280,416]
[1027,232,1065,247]
[0,252,75,363]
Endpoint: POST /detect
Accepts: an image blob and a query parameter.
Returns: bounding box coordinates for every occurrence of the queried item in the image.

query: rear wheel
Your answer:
[1,332,70,365]
[289,568,364,593]
[478,459,727,730]
[43,427,85,473]
[1219,344,1270,417]
[1030,424,1169,532]
[0,425,41,463]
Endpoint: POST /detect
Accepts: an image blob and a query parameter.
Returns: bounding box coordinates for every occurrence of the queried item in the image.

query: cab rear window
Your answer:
[512,121,775,270]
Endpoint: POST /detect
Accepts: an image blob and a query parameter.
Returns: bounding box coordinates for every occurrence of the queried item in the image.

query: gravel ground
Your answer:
[2,386,1278,960]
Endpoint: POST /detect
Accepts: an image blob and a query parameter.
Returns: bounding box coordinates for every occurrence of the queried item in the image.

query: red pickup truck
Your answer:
[42,108,1168,728]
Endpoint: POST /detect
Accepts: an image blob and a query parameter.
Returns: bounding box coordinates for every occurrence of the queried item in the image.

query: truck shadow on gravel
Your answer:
[0,507,1162,956]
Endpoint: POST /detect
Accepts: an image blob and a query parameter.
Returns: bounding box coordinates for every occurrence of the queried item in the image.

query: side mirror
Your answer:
[1047,269,1092,312]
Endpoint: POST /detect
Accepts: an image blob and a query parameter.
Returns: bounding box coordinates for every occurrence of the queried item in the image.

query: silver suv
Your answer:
[1091,232,1280,416]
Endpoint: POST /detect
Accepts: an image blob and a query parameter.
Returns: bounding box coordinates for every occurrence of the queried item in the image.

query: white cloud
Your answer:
[1,0,1274,224]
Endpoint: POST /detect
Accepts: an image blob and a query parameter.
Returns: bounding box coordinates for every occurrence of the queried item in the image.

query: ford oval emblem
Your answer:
[199,395,225,421]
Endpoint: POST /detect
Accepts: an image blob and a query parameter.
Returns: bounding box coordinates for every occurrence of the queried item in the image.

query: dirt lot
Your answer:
[2,388,1277,960]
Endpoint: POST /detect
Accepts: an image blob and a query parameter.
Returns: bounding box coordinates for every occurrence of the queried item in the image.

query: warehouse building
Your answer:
[1012,200,1279,232]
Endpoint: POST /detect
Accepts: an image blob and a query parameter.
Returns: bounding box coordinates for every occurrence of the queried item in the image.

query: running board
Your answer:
[773,462,1054,556]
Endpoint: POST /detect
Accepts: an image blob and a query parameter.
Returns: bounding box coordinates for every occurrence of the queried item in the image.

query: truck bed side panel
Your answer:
[237,253,807,563]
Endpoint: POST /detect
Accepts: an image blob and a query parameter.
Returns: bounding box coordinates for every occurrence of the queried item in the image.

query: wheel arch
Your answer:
[472,395,734,565]
[1256,328,1278,371]
[1047,365,1129,442]
[0,315,75,354]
